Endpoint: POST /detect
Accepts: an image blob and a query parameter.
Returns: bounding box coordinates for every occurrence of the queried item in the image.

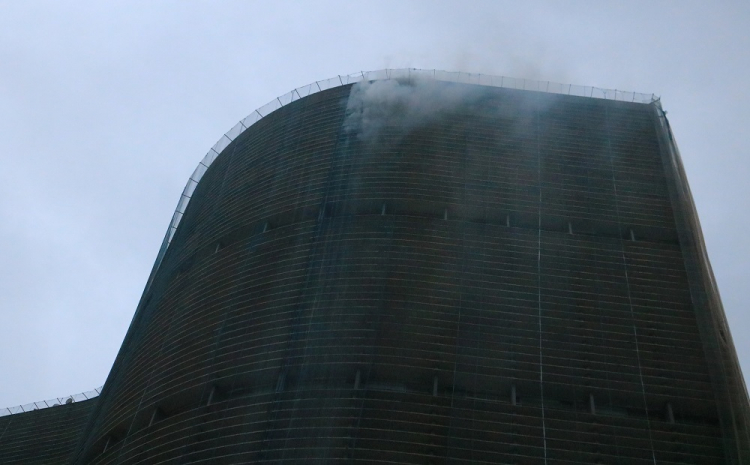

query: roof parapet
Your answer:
[1,386,102,417]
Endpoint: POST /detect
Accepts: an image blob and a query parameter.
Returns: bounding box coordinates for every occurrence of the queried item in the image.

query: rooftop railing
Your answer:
[0,386,102,417]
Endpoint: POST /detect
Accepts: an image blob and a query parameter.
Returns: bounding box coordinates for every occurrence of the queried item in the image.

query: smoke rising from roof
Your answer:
[344,78,486,141]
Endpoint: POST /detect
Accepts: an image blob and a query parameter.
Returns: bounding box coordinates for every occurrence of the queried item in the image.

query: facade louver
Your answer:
[2,70,748,464]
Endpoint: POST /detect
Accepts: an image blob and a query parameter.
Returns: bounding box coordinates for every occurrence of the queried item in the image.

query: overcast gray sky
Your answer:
[1,1,748,407]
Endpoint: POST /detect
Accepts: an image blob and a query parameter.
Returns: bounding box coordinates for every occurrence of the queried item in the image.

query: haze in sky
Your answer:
[1,0,748,407]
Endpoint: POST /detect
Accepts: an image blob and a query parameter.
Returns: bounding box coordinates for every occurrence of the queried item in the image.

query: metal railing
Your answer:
[0,386,102,417]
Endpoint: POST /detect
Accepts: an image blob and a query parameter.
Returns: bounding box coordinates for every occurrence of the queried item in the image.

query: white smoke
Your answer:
[344,78,486,141]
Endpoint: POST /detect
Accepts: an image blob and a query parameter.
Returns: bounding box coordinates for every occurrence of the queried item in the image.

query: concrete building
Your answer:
[2,70,748,464]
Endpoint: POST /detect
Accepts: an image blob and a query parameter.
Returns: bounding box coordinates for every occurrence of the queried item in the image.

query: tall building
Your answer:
[1,69,748,464]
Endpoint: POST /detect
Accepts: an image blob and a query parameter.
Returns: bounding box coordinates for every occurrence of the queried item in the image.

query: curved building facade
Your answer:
[65,71,749,464]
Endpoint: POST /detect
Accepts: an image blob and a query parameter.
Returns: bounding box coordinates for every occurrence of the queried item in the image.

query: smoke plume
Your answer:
[344,78,486,141]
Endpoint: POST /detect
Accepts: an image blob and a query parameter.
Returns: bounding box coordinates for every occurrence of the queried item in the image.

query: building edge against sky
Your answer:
[652,104,750,460]
[1,70,748,464]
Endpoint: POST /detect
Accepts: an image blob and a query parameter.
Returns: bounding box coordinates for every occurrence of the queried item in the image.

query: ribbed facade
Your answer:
[39,77,747,463]
[0,399,97,464]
